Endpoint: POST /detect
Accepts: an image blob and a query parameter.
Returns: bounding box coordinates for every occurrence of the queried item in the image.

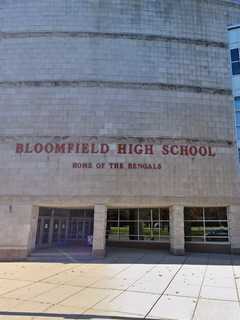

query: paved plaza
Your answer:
[0,248,240,320]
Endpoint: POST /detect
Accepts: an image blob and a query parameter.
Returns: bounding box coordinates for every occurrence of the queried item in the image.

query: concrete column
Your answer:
[92,204,107,257]
[228,205,240,254]
[28,206,39,252]
[0,203,33,260]
[169,205,185,255]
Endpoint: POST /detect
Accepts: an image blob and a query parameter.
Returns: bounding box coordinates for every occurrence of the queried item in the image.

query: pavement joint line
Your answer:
[42,286,87,313]
[38,255,139,314]
[144,254,189,319]
[0,264,81,298]
[83,252,159,316]
[55,248,81,263]
[190,253,210,320]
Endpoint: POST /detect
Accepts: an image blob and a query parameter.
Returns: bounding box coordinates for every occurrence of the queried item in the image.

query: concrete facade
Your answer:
[0,0,240,260]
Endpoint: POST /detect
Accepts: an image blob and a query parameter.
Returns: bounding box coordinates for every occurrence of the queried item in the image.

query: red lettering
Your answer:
[180,145,189,156]
[145,144,154,155]
[189,146,197,156]
[117,144,127,154]
[82,143,89,153]
[91,144,99,154]
[67,143,74,153]
[129,144,133,154]
[55,144,65,153]
[134,144,143,155]
[170,145,179,155]
[161,145,169,155]
[25,143,33,153]
[16,143,24,153]
[45,143,54,153]
[208,146,216,157]
[100,144,109,154]
[199,146,207,156]
[34,143,43,153]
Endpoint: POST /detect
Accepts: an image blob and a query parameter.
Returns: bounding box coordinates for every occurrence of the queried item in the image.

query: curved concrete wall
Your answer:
[0,0,239,204]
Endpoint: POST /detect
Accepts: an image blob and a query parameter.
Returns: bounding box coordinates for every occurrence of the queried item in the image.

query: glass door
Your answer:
[41,218,51,247]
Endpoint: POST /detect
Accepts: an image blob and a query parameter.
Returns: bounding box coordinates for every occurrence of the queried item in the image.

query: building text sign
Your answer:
[15,142,216,171]
[16,142,216,157]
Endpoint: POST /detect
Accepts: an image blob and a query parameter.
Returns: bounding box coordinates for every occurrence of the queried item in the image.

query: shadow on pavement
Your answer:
[0,311,142,320]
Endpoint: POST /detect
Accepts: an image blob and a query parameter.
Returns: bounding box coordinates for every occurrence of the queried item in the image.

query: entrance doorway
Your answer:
[35,208,94,249]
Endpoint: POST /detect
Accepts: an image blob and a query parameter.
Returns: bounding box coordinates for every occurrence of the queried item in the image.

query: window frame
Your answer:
[107,208,170,242]
[184,207,229,244]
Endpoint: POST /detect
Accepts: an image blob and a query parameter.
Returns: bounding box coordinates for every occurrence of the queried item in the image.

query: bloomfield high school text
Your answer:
[15,143,216,157]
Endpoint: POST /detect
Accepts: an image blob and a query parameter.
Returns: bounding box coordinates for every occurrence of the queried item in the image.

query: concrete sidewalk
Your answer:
[0,248,240,319]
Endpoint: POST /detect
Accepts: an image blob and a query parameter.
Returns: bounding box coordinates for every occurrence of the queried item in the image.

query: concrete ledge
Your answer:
[170,248,185,256]
[0,249,28,261]
[186,243,231,254]
[107,241,169,250]
[92,249,106,258]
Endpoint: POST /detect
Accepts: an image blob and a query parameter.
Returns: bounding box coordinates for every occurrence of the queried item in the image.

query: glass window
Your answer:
[107,208,169,242]
[184,207,228,243]
[107,209,118,221]
[85,209,94,218]
[152,208,160,220]
[184,207,203,220]
[107,221,119,240]
[231,48,239,62]
[236,112,240,126]
[119,221,130,240]
[160,208,170,220]
[184,221,204,237]
[139,208,151,220]
[235,97,240,110]
[236,127,240,140]
[232,62,240,75]
[120,209,131,221]
[160,222,170,236]
[205,221,228,242]
[204,207,227,220]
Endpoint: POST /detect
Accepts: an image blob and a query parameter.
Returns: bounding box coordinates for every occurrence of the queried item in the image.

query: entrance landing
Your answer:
[29,246,92,262]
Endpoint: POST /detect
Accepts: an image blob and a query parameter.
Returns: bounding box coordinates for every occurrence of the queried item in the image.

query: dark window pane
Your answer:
[184,208,203,220]
[129,209,138,221]
[85,209,94,218]
[205,221,228,241]
[123,221,138,240]
[232,62,240,75]
[184,221,204,237]
[237,127,240,140]
[160,222,170,236]
[107,209,118,221]
[204,207,227,220]
[39,207,52,217]
[160,208,169,220]
[107,221,119,240]
[119,209,130,220]
[231,48,239,62]
[185,236,204,242]
[119,221,129,240]
[236,112,240,126]
[42,218,50,244]
[139,208,151,220]
[206,237,229,242]
[152,228,160,240]
[235,97,240,109]
[152,221,160,228]
[152,208,160,220]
